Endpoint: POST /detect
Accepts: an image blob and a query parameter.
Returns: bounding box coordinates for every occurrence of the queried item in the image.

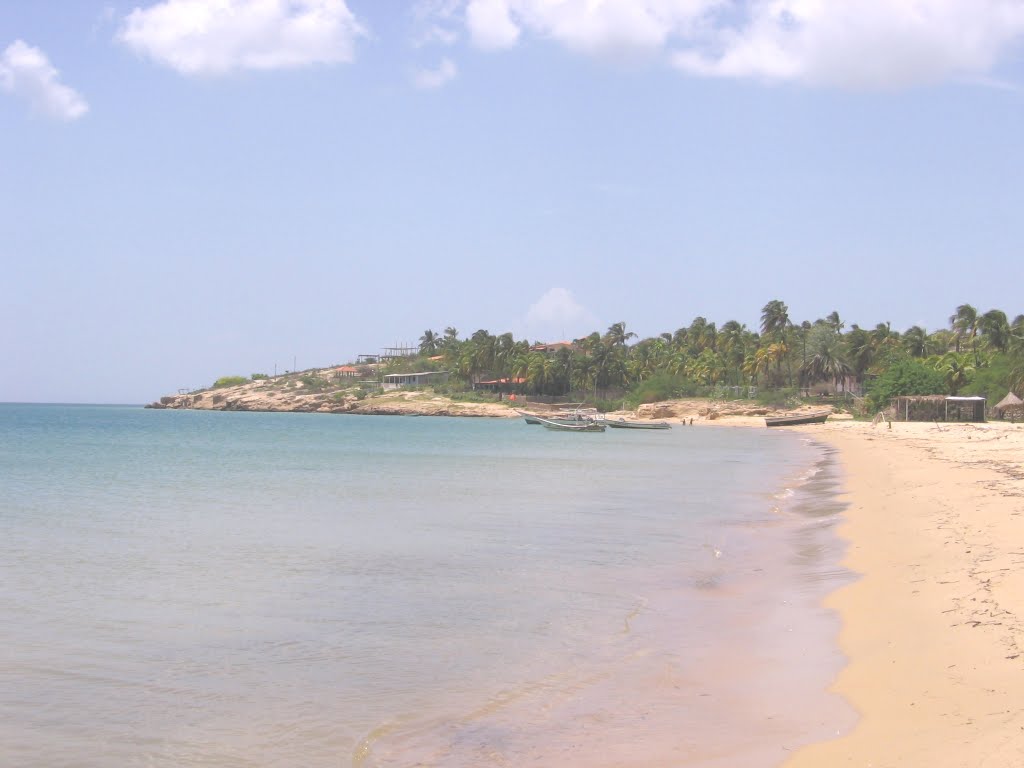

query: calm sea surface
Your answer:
[0,405,854,767]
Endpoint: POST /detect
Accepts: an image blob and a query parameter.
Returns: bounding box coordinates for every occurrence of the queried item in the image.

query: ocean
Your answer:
[0,404,854,767]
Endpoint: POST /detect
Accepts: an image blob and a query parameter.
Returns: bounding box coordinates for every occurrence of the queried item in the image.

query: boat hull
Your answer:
[536,416,606,432]
[606,420,671,429]
[764,412,830,427]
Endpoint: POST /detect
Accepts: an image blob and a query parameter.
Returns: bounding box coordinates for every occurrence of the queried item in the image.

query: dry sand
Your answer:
[769,419,1024,767]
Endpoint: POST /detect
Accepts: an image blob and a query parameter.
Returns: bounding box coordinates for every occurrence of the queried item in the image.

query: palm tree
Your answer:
[800,330,853,392]
[469,330,495,379]
[418,329,439,356]
[719,320,748,385]
[826,311,845,334]
[950,304,979,355]
[688,317,717,352]
[760,300,793,385]
[979,309,1011,353]
[1009,317,1024,372]
[441,327,460,350]
[935,352,975,395]
[760,299,789,339]
[795,320,812,367]
[902,326,931,358]
[844,326,874,383]
[929,328,956,354]
[672,327,689,351]
[604,322,636,347]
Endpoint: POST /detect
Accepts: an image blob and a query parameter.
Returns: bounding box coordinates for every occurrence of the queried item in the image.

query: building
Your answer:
[382,371,449,391]
[530,341,575,355]
[474,377,526,393]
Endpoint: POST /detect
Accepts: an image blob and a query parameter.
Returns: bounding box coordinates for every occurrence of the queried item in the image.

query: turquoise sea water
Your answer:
[0,405,854,767]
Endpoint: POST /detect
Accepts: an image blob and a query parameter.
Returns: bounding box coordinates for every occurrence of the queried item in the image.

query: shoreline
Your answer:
[778,420,1024,766]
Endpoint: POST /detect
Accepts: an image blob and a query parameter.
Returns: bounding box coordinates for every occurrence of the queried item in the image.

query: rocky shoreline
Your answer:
[147,380,516,417]
[147,377,831,422]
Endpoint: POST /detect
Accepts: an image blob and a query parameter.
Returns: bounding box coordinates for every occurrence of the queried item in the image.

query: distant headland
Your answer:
[149,300,1023,420]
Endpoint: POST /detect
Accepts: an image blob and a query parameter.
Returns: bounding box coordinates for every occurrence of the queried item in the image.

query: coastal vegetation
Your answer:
[213,375,250,388]
[193,300,1022,418]
[393,300,1023,414]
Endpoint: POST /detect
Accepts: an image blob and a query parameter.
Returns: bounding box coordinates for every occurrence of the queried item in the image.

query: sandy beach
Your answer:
[775,419,1024,766]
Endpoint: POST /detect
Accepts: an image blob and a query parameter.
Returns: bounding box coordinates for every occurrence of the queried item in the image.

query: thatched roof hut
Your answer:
[993,391,1024,420]
[892,395,986,422]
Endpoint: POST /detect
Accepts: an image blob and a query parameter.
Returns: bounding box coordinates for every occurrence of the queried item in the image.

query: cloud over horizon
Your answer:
[0,40,89,121]
[118,0,366,76]
[524,287,599,342]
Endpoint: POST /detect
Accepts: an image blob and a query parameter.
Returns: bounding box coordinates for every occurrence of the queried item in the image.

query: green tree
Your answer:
[935,352,976,395]
[826,311,844,334]
[799,326,852,391]
[418,329,439,355]
[760,299,789,338]
[867,359,946,411]
[604,322,636,347]
[979,309,1011,353]
[950,303,979,355]
[902,325,932,358]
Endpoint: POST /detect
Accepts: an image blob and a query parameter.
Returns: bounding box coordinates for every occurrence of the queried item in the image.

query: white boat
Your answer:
[516,404,602,426]
[536,416,606,432]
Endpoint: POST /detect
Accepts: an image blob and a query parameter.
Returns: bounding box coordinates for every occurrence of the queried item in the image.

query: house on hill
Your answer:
[382,371,449,391]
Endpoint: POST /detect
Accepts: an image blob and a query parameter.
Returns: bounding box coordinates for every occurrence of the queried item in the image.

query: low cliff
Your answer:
[147,376,517,418]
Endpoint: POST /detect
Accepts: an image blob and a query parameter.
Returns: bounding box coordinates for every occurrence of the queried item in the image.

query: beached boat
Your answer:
[606,418,671,430]
[764,411,830,427]
[536,417,606,432]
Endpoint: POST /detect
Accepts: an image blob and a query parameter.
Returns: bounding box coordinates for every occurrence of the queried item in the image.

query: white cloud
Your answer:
[413,57,457,89]
[673,0,1024,89]
[464,0,710,54]
[466,0,520,50]
[524,287,599,341]
[412,0,461,46]
[453,0,1024,89]
[118,0,366,76]
[0,40,89,121]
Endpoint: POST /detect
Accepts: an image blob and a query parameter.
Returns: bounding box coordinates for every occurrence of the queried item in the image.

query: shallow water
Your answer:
[0,405,854,767]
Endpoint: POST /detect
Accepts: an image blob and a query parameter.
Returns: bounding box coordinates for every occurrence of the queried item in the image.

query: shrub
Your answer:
[624,374,702,409]
[251,373,269,380]
[755,388,800,409]
[299,375,329,392]
[213,376,249,388]
[867,359,946,411]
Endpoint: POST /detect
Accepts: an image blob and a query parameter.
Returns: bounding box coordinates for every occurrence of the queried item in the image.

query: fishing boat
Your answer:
[515,410,546,424]
[516,405,602,426]
[764,411,831,427]
[606,418,671,430]
[536,417,606,432]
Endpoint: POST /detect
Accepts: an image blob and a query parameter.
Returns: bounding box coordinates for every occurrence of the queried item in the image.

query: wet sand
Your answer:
[777,419,1024,767]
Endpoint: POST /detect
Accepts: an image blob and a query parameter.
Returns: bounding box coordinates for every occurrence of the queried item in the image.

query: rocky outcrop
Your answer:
[148,379,831,423]
[147,377,517,418]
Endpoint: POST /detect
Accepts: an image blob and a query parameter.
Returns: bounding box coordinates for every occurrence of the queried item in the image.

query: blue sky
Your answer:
[2,0,1024,403]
